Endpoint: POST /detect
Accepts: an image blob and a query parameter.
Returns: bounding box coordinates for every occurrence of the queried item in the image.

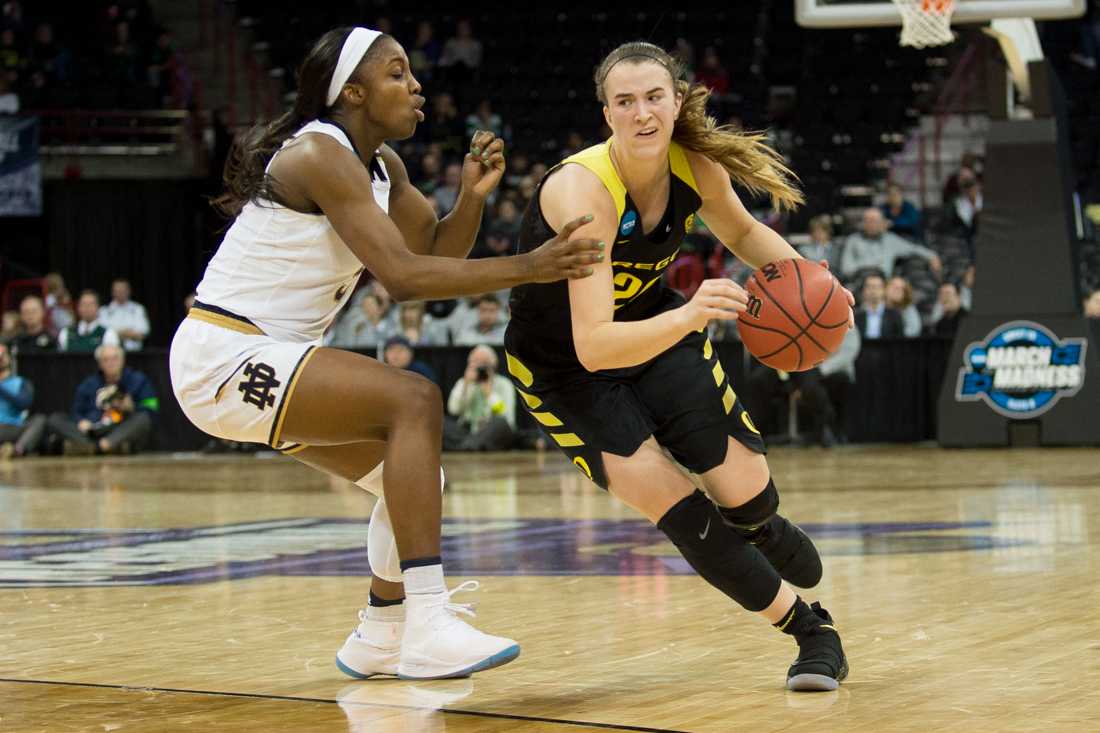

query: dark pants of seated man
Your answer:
[46,411,154,453]
[442,415,516,452]
[745,367,848,442]
[0,415,48,455]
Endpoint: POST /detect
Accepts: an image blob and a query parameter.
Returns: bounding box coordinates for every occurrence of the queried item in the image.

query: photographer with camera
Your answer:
[444,344,515,451]
[45,344,159,455]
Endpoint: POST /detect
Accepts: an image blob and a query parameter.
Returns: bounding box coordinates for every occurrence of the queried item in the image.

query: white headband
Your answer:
[326,27,383,107]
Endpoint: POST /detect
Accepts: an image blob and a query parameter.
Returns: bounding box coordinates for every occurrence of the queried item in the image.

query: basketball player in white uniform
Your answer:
[170,27,603,680]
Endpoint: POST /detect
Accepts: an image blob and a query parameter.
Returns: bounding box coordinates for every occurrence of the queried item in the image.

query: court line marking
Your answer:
[0,677,690,733]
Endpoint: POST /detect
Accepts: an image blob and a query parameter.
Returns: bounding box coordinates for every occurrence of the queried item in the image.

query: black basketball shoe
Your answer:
[786,602,848,692]
[748,514,823,589]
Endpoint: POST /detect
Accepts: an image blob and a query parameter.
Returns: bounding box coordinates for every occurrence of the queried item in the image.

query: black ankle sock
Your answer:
[774,597,819,638]
[369,590,405,607]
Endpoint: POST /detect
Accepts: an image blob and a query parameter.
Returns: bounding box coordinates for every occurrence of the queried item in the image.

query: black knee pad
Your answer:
[717,479,779,533]
[657,489,782,613]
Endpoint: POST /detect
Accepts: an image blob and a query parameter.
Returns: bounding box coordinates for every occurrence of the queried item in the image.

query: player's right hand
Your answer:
[527,214,605,283]
[681,278,749,332]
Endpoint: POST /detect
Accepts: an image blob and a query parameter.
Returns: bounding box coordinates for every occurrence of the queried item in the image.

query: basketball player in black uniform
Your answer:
[505,42,853,691]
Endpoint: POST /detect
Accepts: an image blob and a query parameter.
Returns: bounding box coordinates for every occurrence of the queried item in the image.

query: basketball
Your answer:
[736,259,850,372]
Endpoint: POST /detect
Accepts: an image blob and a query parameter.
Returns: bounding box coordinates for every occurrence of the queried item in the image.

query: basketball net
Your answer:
[892,0,956,48]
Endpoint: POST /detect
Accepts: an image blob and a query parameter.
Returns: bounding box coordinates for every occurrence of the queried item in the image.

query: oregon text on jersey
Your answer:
[955,321,1087,418]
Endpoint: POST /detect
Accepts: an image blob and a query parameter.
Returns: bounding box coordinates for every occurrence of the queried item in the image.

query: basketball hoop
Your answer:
[892,0,956,48]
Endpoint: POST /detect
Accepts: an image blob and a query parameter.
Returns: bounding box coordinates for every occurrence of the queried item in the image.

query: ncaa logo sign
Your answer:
[956,321,1087,418]
[619,210,638,236]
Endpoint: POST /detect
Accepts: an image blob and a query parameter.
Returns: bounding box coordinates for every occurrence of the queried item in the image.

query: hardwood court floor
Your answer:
[2,445,1098,732]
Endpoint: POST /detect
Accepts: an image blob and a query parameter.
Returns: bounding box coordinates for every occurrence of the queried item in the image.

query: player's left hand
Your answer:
[464,130,506,199]
[819,259,855,330]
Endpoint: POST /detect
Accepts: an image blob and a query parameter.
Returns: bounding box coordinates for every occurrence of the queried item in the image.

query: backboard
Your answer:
[795,0,1085,27]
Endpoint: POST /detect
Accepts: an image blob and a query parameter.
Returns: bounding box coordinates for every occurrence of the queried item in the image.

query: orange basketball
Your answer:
[736,259,850,372]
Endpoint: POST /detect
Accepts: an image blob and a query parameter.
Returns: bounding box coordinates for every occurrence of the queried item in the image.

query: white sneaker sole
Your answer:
[335,653,397,680]
[396,643,521,680]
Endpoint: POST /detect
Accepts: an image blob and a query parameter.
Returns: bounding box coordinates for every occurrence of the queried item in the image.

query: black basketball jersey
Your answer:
[507,140,703,372]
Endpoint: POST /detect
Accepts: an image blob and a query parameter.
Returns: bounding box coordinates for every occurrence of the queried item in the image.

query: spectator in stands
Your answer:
[397,301,448,346]
[439,18,482,73]
[409,21,440,79]
[434,163,462,214]
[694,46,730,95]
[422,92,463,154]
[942,153,983,205]
[931,282,968,337]
[855,272,905,339]
[559,131,586,159]
[45,343,158,455]
[11,295,57,353]
[0,28,21,83]
[929,264,974,322]
[454,294,507,346]
[0,342,43,457]
[0,73,17,113]
[100,278,149,351]
[382,335,439,385]
[0,311,17,341]
[146,29,177,101]
[44,272,74,331]
[840,208,942,284]
[885,276,922,338]
[744,328,860,447]
[58,290,120,353]
[796,214,842,272]
[105,20,138,85]
[950,167,983,256]
[881,183,923,241]
[28,22,67,83]
[465,99,504,141]
[330,288,397,350]
[1085,289,1100,318]
[416,150,443,196]
[444,344,515,451]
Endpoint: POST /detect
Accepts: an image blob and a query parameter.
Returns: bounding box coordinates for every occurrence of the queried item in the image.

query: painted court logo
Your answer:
[956,321,1087,418]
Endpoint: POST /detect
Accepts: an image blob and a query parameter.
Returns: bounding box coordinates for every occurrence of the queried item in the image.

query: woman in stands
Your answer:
[170,27,602,680]
[504,42,852,691]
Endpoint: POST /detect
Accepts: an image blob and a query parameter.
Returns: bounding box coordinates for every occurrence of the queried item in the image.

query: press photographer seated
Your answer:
[45,344,159,455]
[444,344,516,451]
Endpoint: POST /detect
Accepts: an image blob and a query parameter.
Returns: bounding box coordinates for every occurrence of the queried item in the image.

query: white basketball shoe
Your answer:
[335,610,404,679]
[397,581,520,680]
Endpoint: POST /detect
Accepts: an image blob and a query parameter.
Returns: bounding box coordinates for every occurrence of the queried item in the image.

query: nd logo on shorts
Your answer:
[619,211,638,236]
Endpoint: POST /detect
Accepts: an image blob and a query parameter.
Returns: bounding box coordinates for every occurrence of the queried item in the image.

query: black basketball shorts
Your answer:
[504,329,766,490]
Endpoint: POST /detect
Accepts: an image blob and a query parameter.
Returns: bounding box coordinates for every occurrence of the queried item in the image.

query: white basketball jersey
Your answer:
[195,120,389,343]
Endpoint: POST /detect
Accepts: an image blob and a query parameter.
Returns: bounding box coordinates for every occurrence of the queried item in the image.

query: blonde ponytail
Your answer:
[595,42,803,212]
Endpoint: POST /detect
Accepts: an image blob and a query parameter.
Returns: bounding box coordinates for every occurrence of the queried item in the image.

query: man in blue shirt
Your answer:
[0,343,45,457]
[45,343,159,455]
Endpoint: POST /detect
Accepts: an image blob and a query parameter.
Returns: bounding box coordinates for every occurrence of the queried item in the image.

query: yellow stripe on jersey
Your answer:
[551,432,585,447]
[711,360,726,387]
[516,389,542,409]
[668,141,700,195]
[531,411,564,427]
[703,338,713,360]
[561,142,627,222]
[722,385,736,415]
[505,352,534,388]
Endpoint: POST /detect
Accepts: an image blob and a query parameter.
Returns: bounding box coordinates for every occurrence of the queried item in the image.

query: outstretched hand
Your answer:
[527,214,605,283]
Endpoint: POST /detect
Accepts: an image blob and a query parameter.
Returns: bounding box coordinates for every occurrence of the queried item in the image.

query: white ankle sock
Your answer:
[402,563,445,596]
[365,603,405,624]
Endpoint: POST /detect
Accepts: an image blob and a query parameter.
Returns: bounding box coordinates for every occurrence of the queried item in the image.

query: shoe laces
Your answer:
[442,580,480,619]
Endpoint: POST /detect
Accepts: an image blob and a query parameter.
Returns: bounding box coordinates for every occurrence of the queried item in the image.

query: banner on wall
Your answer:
[0,116,42,216]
